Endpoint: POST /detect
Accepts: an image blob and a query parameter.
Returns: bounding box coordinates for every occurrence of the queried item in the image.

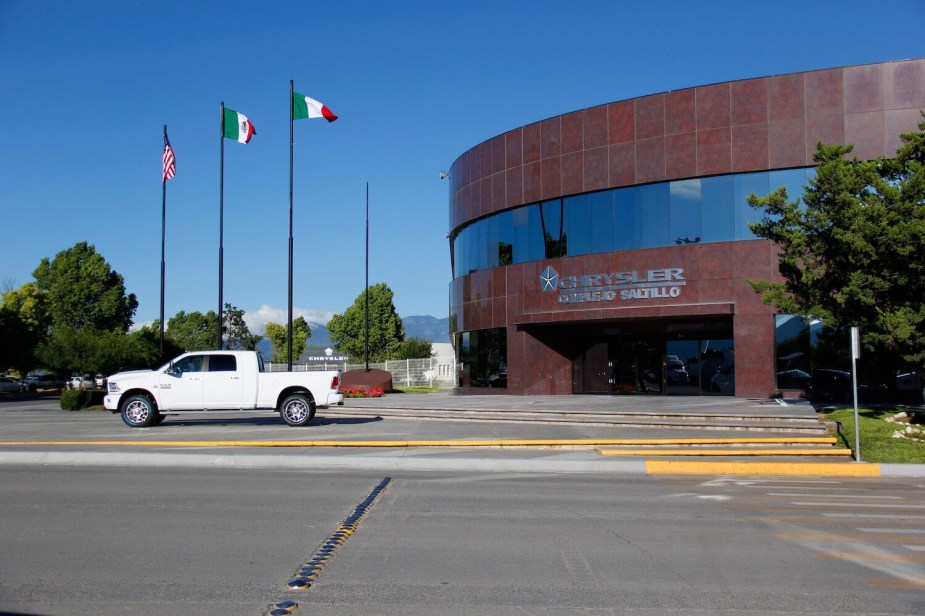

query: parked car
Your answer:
[710,365,735,394]
[25,374,65,390]
[810,369,852,402]
[0,376,23,393]
[665,355,689,385]
[67,375,96,390]
[777,369,812,390]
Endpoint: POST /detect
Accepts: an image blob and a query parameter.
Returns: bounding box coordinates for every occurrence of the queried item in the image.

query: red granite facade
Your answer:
[448,60,925,397]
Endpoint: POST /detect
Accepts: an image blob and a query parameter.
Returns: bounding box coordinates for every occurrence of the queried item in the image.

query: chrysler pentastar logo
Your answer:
[540,266,559,292]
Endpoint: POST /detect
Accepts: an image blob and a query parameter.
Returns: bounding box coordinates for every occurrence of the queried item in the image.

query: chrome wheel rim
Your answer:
[125,399,149,425]
[283,399,308,423]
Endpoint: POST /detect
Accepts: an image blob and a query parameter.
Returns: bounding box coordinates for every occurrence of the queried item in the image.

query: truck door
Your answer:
[158,354,205,409]
[201,354,245,409]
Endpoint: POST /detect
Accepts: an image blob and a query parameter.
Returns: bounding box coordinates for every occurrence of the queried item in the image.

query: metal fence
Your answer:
[264,356,456,389]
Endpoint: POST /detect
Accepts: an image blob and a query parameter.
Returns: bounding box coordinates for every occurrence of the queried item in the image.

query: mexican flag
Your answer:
[223,107,257,143]
[293,92,338,122]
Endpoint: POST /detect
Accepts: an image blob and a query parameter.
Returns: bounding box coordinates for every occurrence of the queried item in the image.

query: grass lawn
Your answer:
[824,407,925,463]
[390,386,443,394]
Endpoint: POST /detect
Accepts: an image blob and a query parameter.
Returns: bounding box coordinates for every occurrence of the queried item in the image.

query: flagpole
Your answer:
[160,124,168,355]
[288,80,295,370]
[218,102,225,350]
[365,182,369,373]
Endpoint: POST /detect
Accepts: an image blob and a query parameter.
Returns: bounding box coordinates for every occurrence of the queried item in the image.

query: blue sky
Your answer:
[2,0,923,333]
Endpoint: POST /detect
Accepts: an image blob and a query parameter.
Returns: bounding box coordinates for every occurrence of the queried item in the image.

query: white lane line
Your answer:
[769,493,903,499]
[748,484,858,490]
[824,513,925,520]
[859,528,925,534]
[792,502,925,509]
[903,545,925,551]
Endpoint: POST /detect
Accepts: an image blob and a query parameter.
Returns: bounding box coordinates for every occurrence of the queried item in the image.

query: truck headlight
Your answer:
[108,382,121,393]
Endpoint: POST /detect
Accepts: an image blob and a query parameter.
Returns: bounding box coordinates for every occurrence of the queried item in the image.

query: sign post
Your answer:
[850,326,861,462]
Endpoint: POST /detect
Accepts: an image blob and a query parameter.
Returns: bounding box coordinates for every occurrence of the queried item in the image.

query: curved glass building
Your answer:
[447,59,925,397]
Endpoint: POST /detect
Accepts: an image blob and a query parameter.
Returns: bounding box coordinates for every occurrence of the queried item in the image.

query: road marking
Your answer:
[813,551,925,561]
[647,461,880,476]
[863,578,925,589]
[769,493,903,499]
[859,528,925,534]
[904,545,925,552]
[791,501,925,509]
[266,476,391,612]
[824,513,925,520]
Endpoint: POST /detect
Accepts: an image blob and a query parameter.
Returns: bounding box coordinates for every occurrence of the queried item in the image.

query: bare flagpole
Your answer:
[218,102,225,350]
[365,182,370,372]
[288,81,295,370]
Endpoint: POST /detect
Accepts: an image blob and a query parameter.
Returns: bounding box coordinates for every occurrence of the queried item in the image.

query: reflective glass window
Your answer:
[735,172,770,240]
[700,175,735,243]
[589,191,615,253]
[539,199,564,258]
[451,168,814,280]
[614,188,638,250]
[638,183,670,248]
[669,179,702,245]
[483,216,498,270]
[513,204,543,263]
[564,194,592,256]
[496,210,513,266]
[457,328,507,389]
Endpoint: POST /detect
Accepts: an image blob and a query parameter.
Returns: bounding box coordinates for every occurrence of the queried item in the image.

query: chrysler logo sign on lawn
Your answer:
[540,266,685,304]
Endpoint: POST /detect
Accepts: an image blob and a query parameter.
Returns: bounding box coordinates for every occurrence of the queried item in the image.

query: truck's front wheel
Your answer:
[280,393,316,427]
[120,394,157,428]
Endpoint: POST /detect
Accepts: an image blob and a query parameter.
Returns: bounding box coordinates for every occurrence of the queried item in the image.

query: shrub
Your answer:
[60,389,91,411]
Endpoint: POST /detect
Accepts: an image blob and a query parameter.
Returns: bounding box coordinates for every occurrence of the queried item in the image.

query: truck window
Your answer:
[207,355,237,372]
[173,355,204,373]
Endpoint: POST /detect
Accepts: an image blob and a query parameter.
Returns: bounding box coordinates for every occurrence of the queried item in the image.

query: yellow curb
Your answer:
[645,460,881,477]
[598,448,852,457]
[0,436,837,448]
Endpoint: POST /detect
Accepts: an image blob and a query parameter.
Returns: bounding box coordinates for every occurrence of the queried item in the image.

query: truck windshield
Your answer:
[256,353,265,373]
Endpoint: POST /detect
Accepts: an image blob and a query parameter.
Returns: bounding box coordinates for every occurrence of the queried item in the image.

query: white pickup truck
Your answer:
[104,350,343,427]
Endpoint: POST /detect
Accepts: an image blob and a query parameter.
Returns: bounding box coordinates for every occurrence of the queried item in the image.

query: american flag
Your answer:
[162,131,176,182]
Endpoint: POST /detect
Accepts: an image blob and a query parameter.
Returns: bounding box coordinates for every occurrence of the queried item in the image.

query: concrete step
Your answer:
[597,447,852,457]
[325,406,827,434]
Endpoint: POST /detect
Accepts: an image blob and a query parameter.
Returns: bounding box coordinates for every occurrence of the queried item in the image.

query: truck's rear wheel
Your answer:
[120,394,157,428]
[280,393,315,427]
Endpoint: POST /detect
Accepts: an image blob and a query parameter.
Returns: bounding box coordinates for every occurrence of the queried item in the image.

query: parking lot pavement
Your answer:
[1,394,922,477]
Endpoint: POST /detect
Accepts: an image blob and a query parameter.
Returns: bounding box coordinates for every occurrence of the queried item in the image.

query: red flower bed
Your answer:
[339,386,384,398]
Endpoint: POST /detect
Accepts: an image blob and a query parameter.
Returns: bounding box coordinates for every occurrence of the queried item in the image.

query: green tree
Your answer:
[328,283,405,362]
[748,118,925,377]
[166,310,216,351]
[264,317,312,363]
[393,337,434,359]
[33,242,137,332]
[36,327,158,376]
[222,304,261,350]
[133,322,185,364]
[164,303,258,352]
[0,283,50,376]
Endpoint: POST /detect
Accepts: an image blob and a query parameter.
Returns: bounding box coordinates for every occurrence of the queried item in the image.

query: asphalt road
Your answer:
[1,466,923,615]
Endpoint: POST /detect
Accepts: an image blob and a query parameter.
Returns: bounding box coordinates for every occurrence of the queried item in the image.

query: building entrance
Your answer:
[571,321,734,396]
